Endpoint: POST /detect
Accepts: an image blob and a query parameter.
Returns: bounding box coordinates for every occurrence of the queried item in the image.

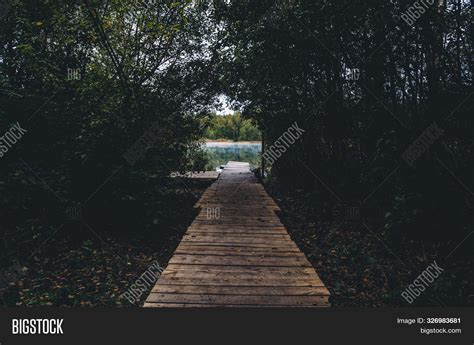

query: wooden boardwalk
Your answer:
[144,161,330,307]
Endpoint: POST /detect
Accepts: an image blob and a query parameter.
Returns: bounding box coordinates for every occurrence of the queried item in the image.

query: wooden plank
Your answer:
[161,270,318,280]
[193,220,284,225]
[174,248,302,257]
[194,216,281,221]
[187,224,286,229]
[175,245,301,255]
[185,229,289,235]
[154,277,324,287]
[164,264,314,274]
[168,255,312,267]
[180,240,295,247]
[143,302,330,309]
[176,242,300,249]
[185,231,290,236]
[176,244,300,251]
[182,235,291,242]
[151,285,330,296]
[146,294,329,306]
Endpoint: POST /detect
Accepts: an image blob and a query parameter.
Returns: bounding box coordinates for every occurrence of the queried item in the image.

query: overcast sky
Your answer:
[215,94,236,115]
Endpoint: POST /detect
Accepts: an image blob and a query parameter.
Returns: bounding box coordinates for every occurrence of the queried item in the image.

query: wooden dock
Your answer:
[144,161,330,307]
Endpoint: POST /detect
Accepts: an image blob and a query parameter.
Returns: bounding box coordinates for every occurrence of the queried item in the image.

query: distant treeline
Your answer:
[205,113,261,141]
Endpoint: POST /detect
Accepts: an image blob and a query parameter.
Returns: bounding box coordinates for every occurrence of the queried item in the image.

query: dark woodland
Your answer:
[0,0,472,307]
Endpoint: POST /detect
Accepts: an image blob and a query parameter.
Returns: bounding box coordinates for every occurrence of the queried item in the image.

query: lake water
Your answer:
[204,141,262,170]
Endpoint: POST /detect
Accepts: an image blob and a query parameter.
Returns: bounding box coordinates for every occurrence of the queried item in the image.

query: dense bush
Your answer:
[205,112,261,141]
[0,0,218,264]
[217,0,473,241]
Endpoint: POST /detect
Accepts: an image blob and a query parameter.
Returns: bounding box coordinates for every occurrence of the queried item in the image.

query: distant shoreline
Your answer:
[204,140,261,145]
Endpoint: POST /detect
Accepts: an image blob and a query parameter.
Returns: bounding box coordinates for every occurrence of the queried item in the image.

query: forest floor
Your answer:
[265,180,473,307]
[1,172,471,307]
[0,178,213,307]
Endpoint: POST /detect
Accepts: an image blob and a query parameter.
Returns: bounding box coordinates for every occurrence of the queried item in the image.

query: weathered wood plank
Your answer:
[161,270,318,280]
[187,224,288,230]
[163,264,315,274]
[185,230,289,235]
[182,235,292,243]
[144,303,329,308]
[154,276,324,287]
[146,294,329,306]
[174,248,302,257]
[168,254,312,267]
[176,242,300,249]
[151,285,330,296]
[175,243,301,251]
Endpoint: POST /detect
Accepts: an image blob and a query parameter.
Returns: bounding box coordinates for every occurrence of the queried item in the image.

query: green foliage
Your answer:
[0,0,218,264]
[217,0,473,240]
[205,113,261,141]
